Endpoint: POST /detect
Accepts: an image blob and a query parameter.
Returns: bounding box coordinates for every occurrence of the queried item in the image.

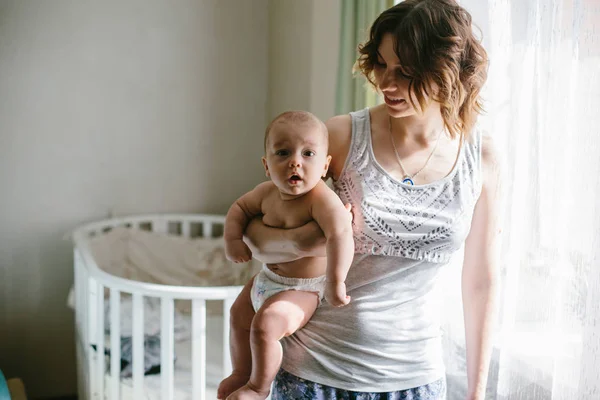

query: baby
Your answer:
[217,111,354,400]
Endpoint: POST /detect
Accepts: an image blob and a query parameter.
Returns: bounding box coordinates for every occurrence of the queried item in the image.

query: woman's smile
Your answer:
[384,95,407,107]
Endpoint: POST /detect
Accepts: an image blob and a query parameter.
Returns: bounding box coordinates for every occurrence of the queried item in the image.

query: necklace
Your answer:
[388,116,444,185]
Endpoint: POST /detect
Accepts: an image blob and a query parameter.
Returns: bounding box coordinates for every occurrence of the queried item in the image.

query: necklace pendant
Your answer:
[402,176,415,185]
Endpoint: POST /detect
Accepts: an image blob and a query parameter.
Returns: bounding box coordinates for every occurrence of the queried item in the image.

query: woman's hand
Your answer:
[290,221,327,258]
[242,218,326,263]
[293,203,353,258]
[242,204,353,263]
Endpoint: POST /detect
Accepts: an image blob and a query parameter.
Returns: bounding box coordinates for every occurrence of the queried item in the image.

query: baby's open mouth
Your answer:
[289,174,302,184]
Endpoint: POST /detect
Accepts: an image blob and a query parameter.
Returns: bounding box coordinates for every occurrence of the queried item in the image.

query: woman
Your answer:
[242,0,501,398]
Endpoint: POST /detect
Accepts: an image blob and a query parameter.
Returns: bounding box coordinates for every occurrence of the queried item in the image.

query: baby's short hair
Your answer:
[264,110,328,151]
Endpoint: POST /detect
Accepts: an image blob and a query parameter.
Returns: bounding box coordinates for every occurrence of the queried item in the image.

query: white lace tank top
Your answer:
[280,108,483,392]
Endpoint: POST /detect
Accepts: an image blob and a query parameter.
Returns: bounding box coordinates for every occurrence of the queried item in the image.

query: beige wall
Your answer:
[0,0,340,397]
[0,0,268,397]
[267,0,312,117]
[267,0,341,122]
[310,0,342,121]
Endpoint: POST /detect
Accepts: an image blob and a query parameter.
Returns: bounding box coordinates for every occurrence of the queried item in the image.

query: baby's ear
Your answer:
[322,155,332,177]
[261,157,270,177]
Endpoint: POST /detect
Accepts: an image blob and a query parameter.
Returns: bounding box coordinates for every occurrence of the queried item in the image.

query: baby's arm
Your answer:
[311,183,355,307]
[224,182,271,263]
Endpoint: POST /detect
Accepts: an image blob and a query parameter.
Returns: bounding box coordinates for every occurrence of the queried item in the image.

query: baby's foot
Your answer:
[217,373,249,399]
[226,383,270,400]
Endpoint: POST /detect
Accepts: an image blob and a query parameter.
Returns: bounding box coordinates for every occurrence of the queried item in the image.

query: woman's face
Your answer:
[373,33,422,118]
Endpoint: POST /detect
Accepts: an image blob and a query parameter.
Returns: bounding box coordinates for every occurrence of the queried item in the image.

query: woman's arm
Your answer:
[243,217,327,264]
[462,135,503,400]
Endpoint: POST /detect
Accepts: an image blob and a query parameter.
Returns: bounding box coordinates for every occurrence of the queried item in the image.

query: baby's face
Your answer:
[263,122,331,198]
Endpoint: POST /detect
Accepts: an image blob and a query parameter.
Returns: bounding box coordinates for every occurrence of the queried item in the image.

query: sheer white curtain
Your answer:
[440,0,600,399]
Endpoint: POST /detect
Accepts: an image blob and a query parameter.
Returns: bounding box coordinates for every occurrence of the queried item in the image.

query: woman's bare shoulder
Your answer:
[326,114,352,133]
[480,133,502,184]
[478,133,503,210]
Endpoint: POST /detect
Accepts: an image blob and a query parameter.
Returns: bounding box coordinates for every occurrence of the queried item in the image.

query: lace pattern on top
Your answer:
[333,108,483,263]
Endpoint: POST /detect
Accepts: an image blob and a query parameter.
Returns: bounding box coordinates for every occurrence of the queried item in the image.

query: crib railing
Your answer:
[73,214,243,400]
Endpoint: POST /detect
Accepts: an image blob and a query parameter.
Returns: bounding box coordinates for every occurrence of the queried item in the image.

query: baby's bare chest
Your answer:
[261,195,313,229]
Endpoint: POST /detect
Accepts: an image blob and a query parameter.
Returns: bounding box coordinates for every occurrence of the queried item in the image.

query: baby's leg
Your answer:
[227,290,319,400]
[217,277,255,399]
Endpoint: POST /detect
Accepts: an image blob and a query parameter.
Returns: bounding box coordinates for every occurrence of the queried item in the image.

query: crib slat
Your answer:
[77,257,84,342]
[110,289,121,400]
[86,276,97,399]
[154,220,168,234]
[223,298,234,376]
[96,282,105,400]
[74,253,85,370]
[88,277,98,346]
[203,222,213,238]
[192,299,207,400]
[79,258,88,342]
[161,297,175,400]
[132,293,144,399]
[182,221,191,238]
[79,263,90,397]
[74,252,80,333]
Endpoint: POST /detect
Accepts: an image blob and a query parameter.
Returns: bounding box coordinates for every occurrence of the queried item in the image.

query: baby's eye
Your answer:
[303,150,316,157]
[275,150,289,156]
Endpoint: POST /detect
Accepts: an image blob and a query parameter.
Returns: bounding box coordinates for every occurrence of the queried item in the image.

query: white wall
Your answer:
[0,0,268,397]
[310,0,342,121]
[267,0,341,122]
[0,0,340,397]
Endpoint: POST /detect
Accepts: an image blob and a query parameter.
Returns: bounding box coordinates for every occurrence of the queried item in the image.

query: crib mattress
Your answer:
[100,315,224,400]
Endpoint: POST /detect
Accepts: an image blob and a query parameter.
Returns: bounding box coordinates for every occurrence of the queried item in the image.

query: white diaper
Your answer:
[250,265,326,312]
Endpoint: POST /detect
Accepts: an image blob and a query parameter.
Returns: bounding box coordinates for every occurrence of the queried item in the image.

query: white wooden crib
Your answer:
[72,214,244,400]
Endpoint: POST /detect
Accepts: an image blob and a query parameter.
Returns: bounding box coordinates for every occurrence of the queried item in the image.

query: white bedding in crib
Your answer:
[103,314,225,400]
[70,227,262,398]
[87,226,260,292]
[69,227,261,334]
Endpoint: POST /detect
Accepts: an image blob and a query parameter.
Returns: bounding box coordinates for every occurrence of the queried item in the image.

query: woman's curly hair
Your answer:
[357,0,488,138]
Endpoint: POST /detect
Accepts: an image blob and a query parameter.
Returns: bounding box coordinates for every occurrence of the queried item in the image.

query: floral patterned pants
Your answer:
[272,369,447,400]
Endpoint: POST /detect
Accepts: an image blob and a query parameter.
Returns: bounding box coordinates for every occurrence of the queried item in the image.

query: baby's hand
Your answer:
[325,281,350,307]
[225,239,252,263]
